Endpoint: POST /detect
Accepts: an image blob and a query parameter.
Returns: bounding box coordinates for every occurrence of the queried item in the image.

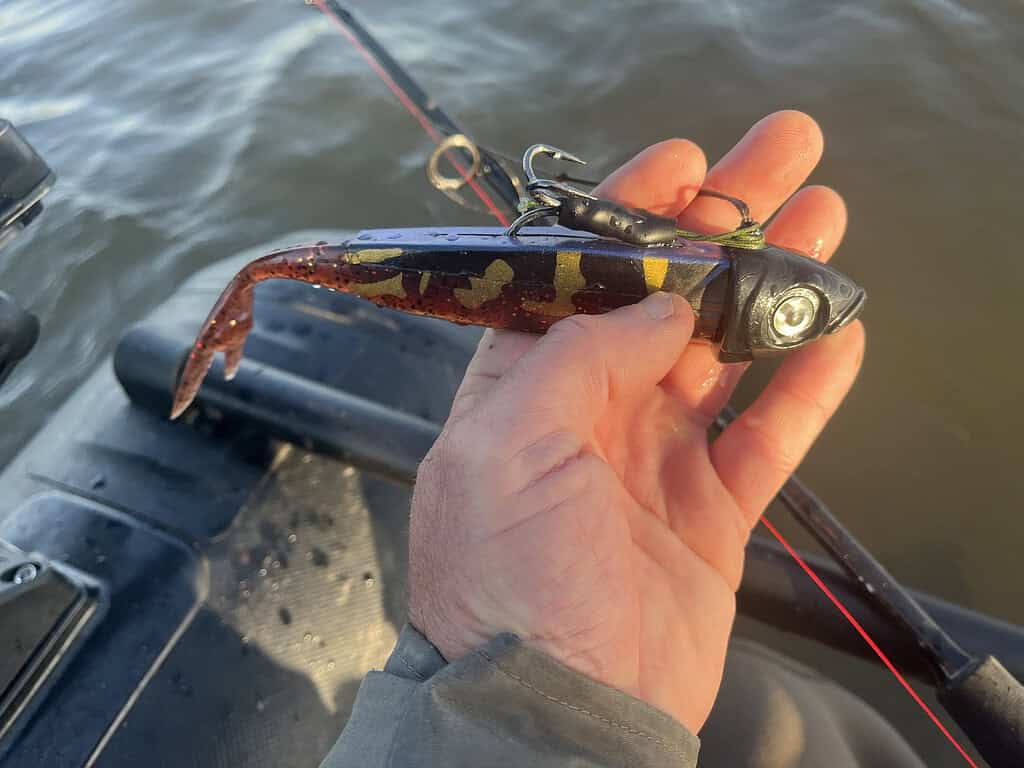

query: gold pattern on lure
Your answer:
[523,251,586,315]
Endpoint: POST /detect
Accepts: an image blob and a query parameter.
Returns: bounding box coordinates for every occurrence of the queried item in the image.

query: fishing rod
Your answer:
[308,0,521,225]
[307,1,599,219]
[715,406,1024,767]
[183,3,1023,764]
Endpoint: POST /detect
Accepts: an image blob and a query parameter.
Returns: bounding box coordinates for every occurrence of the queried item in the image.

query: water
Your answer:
[1,0,1023,762]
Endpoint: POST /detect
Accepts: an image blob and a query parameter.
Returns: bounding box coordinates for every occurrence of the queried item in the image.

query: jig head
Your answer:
[507,144,766,249]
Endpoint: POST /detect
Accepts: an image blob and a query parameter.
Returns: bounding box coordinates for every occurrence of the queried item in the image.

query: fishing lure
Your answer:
[170,145,865,419]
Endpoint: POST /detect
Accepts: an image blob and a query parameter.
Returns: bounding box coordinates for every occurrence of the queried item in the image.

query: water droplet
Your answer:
[303,632,313,642]
[698,366,717,393]
[446,234,459,241]
[272,560,281,569]
[91,474,106,490]
[809,237,825,260]
[258,568,268,577]
[256,699,266,712]
[326,660,336,671]
[312,634,321,644]
[287,533,297,544]
[363,572,375,587]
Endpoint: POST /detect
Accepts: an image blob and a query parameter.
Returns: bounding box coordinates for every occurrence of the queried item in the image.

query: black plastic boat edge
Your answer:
[115,326,438,486]
[0,492,205,765]
[113,324,1024,687]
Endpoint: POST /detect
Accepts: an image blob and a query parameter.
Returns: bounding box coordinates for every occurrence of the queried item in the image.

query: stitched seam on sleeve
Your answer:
[383,680,420,768]
[477,649,688,760]
[396,652,426,681]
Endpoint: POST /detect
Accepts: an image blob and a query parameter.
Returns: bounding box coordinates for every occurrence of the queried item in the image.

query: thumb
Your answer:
[449,329,540,422]
[488,293,694,445]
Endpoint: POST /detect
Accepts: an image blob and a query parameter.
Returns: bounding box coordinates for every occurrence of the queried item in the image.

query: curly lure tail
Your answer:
[170,268,257,419]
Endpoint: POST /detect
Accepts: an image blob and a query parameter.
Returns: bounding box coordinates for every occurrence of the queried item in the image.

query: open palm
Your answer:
[408,111,865,735]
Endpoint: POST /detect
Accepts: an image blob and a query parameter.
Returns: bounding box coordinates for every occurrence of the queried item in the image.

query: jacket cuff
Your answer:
[323,623,699,767]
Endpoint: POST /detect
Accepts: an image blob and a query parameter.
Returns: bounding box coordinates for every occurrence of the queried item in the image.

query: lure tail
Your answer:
[170,273,255,419]
[170,240,401,418]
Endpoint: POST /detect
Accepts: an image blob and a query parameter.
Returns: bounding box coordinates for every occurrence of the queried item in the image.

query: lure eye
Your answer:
[770,287,822,342]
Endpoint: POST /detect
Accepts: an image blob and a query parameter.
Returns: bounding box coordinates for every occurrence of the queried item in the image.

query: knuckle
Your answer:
[547,313,600,354]
[740,418,801,480]
[780,386,832,436]
[545,316,610,404]
[438,417,482,463]
[551,453,609,506]
[557,311,599,337]
[508,430,584,495]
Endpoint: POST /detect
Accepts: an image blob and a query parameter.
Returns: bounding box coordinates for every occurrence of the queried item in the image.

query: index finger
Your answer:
[593,138,707,216]
[679,110,825,231]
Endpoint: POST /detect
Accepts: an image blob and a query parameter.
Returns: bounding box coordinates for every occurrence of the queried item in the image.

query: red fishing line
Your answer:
[312,0,510,226]
[761,515,978,766]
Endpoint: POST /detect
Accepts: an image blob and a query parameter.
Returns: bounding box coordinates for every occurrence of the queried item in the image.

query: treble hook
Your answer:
[520,144,597,207]
[505,145,599,236]
[506,142,765,248]
[522,144,586,183]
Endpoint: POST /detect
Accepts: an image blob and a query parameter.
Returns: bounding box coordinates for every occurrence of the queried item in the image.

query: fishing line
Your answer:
[310,0,511,225]
[760,516,978,766]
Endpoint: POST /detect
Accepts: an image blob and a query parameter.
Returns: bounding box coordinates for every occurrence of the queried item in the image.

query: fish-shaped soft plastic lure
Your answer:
[170,225,865,419]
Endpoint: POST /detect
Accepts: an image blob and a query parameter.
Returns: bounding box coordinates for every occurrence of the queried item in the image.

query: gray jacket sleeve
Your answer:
[321,623,699,768]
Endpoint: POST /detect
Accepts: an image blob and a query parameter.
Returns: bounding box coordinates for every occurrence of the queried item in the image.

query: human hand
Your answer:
[408,111,865,734]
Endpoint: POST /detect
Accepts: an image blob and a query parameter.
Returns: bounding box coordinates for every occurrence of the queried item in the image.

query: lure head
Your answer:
[719,245,865,362]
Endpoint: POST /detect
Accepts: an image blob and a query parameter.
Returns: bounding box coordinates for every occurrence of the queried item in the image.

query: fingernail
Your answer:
[642,292,676,320]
